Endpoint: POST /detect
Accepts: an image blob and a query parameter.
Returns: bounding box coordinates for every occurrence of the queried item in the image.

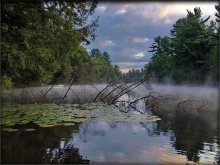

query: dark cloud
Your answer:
[86,2,216,71]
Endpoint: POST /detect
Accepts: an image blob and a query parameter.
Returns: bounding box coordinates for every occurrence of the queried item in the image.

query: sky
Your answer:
[86,1,218,73]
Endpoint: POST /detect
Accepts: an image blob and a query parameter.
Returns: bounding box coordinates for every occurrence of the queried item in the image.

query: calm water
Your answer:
[1,85,219,164]
[2,112,219,164]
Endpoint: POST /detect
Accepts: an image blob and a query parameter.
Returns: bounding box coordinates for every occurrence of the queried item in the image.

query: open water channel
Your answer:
[1,84,219,164]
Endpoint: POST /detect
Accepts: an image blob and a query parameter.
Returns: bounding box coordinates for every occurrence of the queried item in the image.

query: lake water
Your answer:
[1,112,219,164]
[1,84,219,164]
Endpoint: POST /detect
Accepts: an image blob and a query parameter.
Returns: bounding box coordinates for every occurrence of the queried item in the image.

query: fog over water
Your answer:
[1,83,219,164]
[1,83,218,108]
[151,84,218,108]
[152,84,218,101]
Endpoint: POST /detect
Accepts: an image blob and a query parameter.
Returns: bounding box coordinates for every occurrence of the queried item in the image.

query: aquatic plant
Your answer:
[1,102,161,131]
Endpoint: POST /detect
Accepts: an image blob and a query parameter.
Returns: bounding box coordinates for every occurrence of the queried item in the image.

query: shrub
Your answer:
[1,75,14,90]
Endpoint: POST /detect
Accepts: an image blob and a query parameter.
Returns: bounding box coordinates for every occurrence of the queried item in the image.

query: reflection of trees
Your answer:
[215,150,220,165]
[109,121,118,129]
[44,146,90,164]
[156,116,173,134]
[171,112,217,163]
[2,113,218,164]
[79,121,105,142]
[1,124,89,164]
[139,121,160,136]
[139,111,218,163]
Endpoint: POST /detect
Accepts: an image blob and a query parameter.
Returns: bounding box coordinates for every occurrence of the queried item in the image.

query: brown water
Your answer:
[1,112,219,164]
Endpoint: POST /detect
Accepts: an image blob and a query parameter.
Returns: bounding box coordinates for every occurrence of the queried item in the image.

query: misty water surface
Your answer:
[1,84,219,164]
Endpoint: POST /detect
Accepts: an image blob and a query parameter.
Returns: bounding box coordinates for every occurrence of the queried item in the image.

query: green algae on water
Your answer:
[1,103,161,131]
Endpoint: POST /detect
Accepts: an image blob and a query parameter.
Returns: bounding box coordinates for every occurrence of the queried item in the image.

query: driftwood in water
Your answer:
[93,79,149,103]
[93,78,208,115]
[37,75,208,115]
[93,78,156,113]
[177,99,208,113]
[93,81,120,102]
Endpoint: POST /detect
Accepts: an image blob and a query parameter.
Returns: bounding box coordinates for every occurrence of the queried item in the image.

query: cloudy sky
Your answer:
[86,1,217,73]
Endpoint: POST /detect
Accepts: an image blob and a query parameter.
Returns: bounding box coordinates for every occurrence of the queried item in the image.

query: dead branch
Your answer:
[41,84,56,98]
[100,81,131,102]
[110,79,145,104]
[129,92,153,105]
[63,78,75,100]
[177,99,200,109]
[63,70,80,100]
[197,103,207,112]
[70,88,80,103]
[91,84,100,93]
[93,81,119,102]
[92,78,155,114]
[128,104,145,114]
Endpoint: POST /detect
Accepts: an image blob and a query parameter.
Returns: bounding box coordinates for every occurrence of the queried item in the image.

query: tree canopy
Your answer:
[122,69,145,81]
[1,0,122,89]
[145,7,219,85]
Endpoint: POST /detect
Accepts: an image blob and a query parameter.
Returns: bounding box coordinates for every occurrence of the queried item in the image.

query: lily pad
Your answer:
[1,102,160,130]
[3,128,19,132]
[62,123,75,126]
[24,128,36,131]
[39,124,56,128]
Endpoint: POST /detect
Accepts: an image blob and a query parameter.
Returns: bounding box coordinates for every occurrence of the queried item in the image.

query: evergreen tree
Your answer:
[145,36,173,82]
[170,7,212,83]
[145,7,218,85]
[1,0,98,87]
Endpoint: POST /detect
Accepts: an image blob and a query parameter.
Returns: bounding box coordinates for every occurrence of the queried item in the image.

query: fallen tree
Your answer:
[92,78,209,115]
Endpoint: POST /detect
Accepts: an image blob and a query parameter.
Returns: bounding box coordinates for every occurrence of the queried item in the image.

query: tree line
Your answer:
[145,6,219,85]
[122,68,145,81]
[1,2,219,89]
[1,0,121,89]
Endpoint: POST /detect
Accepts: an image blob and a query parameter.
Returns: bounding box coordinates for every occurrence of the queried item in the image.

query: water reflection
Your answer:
[1,124,90,164]
[44,145,90,164]
[1,112,219,164]
[171,112,219,164]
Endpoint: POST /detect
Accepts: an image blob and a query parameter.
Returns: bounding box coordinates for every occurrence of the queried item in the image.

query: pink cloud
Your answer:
[132,37,149,43]
[99,40,114,47]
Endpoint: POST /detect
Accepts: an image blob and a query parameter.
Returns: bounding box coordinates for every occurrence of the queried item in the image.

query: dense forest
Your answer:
[1,0,121,89]
[1,1,219,89]
[145,6,219,85]
[122,69,145,81]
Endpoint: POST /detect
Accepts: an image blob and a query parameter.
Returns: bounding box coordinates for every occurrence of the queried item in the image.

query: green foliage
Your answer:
[1,75,14,90]
[215,5,220,31]
[113,65,122,81]
[208,39,219,84]
[122,68,145,81]
[1,0,99,87]
[145,36,173,82]
[1,0,122,87]
[145,7,219,85]
[69,46,93,83]
[170,7,212,83]
[89,49,122,83]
